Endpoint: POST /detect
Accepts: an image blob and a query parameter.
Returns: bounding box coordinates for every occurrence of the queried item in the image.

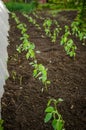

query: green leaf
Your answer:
[56,119,64,130]
[64,37,67,43]
[52,119,57,130]
[45,106,54,113]
[16,44,22,53]
[26,52,30,59]
[44,113,52,123]
[33,69,38,77]
[47,99,52,106]
[42,76,47,83]
[30,50,35,58]
[52,119,64,130]
[69,51,76,57]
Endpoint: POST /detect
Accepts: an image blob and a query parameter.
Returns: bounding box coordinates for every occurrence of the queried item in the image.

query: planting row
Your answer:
[11,12,65,130]
[12,12,50,90]
[10,11,86,130]
[22,11,86,57]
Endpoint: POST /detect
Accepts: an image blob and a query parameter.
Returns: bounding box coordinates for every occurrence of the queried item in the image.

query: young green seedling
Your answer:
[30,60,50,90]
[17,23,27,34]
[71,21,86,44]
[43,18,52,37]
[32,12,44,20]
[43,19,61,43]
[52,21,62,43]
[23,13,41,30]
[32,12,39,19]
[51,27,61,43]
[11,12,20,24]
[26,43,35,59]
[60,25,77,57]
[44,98,65,130]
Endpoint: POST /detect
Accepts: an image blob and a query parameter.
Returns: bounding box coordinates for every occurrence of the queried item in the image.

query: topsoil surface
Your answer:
[1,10,86,130]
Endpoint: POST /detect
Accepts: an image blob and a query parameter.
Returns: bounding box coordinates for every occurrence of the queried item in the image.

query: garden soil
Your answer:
[1,10,86,130]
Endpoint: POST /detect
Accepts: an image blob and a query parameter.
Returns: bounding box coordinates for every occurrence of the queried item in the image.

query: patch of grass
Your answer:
[37,1,83,11]
[37,3,64,10]
[38,3,63,10]
[5,1,37,12]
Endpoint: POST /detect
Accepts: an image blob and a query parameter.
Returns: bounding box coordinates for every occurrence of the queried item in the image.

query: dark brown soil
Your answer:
[1,10,86,130]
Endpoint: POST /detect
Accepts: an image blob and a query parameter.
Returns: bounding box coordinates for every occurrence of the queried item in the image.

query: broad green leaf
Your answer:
[52,119,64,130]
[52,119,57,130]
[45,106,54,113]
[70,51,76,57]
[42,76,47,83]
[39,64,44,71]
[30,50,35,58]
[64,37,67,43]
[44,113,52,123]
[56,119,64,130]
[30,43,35,50]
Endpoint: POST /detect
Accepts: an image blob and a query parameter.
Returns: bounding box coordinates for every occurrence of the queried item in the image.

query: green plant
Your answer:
[16,26,30,54]
[32,12,39,19]
[43,19,61,43]
[60,25,77,57]
[29,16,36,24]
[44,98,65,130]
[11,12,20,24]
[0,119,4,130]
[32,11,44,20]
[17,23,27,34]
[17,35,35,59]
[14,16,35,59]
[26,43,36,59]
[30,60,50,90]
[23,13,41,30]
[17,36,29,52]
[51,26,61,43]
[12,13,50,90]
[43,18,52,37]
[71,21,86,44]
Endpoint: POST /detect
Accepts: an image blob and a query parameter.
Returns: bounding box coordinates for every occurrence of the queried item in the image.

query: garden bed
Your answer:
[2,10,86,130]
